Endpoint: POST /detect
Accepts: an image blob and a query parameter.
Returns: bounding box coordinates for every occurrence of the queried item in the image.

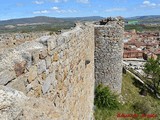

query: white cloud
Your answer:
[33,0,44,4]
[105,8,126,12]
[77,0,89,4]
[50,0,67,3]
[33,10,49,14]
[141,1,159,8]
[143,1,150,5]
[33,6,77,15]
[52,6,59,10]
[51,6,77,13]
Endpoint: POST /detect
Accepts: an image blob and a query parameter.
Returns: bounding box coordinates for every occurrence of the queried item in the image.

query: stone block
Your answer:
[41,72,47,80]
[37,36,51,46]
[14,61,27,77]
[7,75,27,94]
[0,70,16,85]
[26,84,32,93]
[32,50,39,64]
[0,86,27,120]
[49,62,57,73]
[39,49,47,59]
[42,73,56,94]
[47,37,57,51]
[52,52,59,62]
[59,51,64,59]
[21,52,32,70]
[28,66,37,83]
[48,49,55,56]
[56,37,65,46]
[45,56,51,68]
[37,60,46,74]
[34,84,42,97]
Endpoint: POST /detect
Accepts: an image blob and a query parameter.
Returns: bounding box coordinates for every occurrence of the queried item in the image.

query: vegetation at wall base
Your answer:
[94,84,120,110]
[94,84,121,120]
[94,72,160,120]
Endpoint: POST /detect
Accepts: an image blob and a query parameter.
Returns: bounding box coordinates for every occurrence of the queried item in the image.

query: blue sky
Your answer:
[0,0,160,20]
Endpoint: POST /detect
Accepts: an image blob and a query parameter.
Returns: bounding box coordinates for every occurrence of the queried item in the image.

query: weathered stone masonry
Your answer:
[0,18,124,119]
[0,32,50,53]
[0,23,95,120]
[94,17,124,94]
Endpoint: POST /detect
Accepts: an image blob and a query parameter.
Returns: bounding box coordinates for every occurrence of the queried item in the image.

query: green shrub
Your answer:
[94,84,120,110]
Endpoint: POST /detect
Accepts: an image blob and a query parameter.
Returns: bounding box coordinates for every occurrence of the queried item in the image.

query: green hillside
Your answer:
[0,16,103,33]
[95,72,160,120]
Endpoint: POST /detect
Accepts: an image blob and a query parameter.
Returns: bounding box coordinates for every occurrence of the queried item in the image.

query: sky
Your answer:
[0,0,160,20]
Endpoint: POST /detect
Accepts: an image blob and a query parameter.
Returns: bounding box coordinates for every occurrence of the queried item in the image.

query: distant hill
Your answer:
[0,16,62,25]
[127,15,160,20]
[62,16,104,22]
[1,15,160,26]
[0,16,103,33]
[126,15,160,24]
[0,16,104,25]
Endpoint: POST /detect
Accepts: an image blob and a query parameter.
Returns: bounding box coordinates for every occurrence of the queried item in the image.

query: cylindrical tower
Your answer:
[94,17,124,94]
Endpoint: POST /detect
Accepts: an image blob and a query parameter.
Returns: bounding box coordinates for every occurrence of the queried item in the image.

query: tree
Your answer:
[144,58,160,95]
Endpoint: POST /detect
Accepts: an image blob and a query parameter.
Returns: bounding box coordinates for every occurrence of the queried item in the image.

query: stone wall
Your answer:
[0,32,51,53]
[0,17,124,119]
[94,17,124,94]
[0,23,95,120]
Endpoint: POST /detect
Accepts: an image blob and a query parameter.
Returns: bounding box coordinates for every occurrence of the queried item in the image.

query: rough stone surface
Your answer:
[94,17,124,94]
[7,75,27,94]
[28,66,38,83]
[42,73,55,94]
[0,70,16,85]
[37,60,47,74]
[47,37,57,51]
[52,52,59,62]
[0,32,51,53]
[45,56,51,68]
[0,86,61,120]
[39,49,47,59]
[0,86,28,120]
[14,61,27,77]
[0,18,123,120]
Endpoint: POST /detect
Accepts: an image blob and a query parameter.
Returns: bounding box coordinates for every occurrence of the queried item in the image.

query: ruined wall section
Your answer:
[0,23,94,120]
[94,17,124,94]
[0,32,50,53]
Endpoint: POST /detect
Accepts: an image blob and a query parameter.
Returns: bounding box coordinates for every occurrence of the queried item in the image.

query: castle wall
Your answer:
[0,23,95,120]
[0,32,50,53]
[0,18,124,119]
[94,18,124,94]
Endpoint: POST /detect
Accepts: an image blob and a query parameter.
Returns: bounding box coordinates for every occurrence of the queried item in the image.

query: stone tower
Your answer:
[94,17,124,94]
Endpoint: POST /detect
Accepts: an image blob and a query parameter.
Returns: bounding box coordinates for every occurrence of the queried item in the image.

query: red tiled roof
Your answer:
[154,49,160,55]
